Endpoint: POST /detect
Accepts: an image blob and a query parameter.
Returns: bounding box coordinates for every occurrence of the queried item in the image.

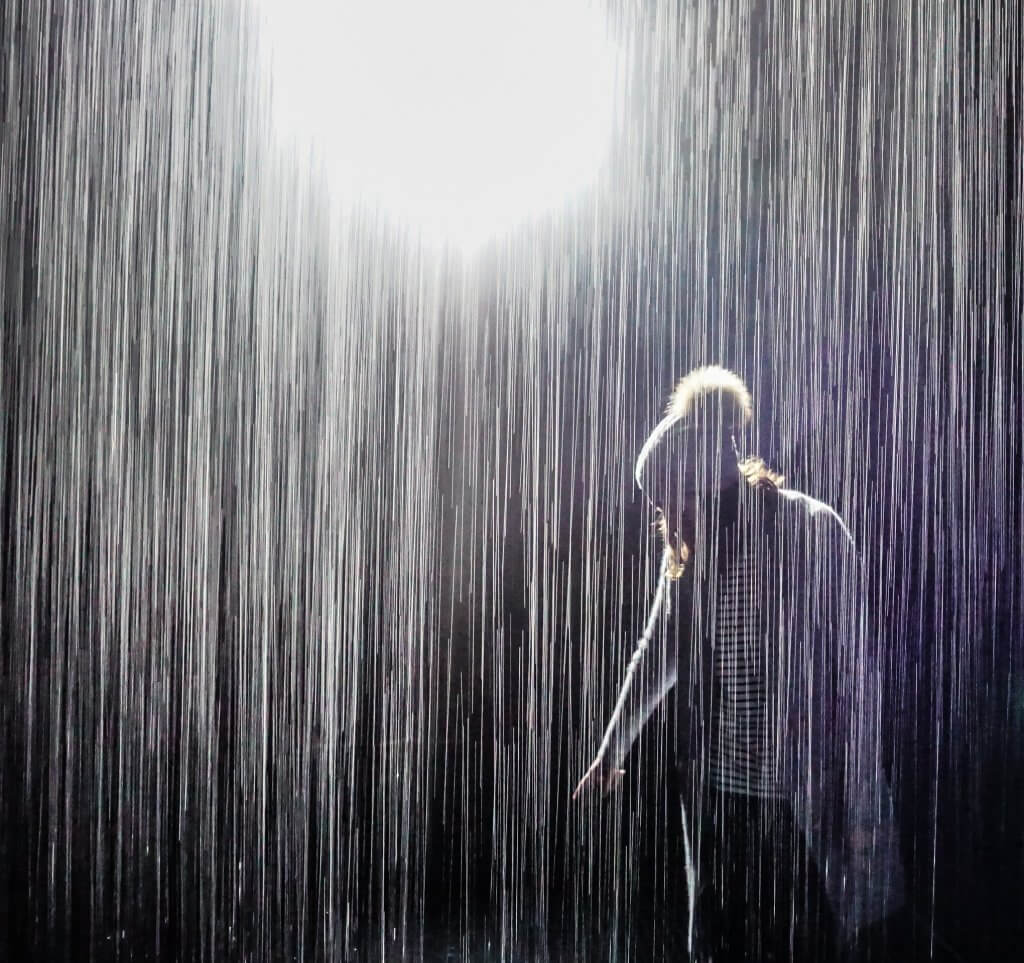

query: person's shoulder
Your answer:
[773,487,855,547]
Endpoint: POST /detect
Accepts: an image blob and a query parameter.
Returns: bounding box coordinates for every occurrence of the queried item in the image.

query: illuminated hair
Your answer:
[665,364,753,426]
[738,455,785,490]
[654,511,689,580]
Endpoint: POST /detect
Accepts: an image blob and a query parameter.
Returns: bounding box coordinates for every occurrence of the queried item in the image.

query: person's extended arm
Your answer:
[573,550,682,798]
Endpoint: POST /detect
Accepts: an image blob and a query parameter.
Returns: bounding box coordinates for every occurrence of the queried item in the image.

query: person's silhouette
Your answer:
[574,366,904,962]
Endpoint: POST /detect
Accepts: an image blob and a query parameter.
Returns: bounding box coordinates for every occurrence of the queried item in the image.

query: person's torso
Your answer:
[675,489,794,799]
[707,526,785,798]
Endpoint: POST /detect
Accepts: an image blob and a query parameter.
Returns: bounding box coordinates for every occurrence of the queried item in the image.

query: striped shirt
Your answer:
[709,545,782,798]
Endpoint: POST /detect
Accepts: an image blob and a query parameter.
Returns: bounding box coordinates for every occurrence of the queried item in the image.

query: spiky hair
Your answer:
[666,364,753,427]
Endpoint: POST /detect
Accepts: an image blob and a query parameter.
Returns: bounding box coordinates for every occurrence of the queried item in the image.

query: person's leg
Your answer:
[763,799,839,962]
[689,790,753,963]
[691,791,840,962]
[685,790,725,962]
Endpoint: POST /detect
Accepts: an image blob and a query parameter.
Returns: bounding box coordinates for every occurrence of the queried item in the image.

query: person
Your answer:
[573,366,904,962]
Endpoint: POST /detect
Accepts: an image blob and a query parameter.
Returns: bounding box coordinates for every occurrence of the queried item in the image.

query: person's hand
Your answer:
[572,756,625,800]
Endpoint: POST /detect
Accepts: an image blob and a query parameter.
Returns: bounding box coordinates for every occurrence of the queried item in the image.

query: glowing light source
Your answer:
[252,0,620,246]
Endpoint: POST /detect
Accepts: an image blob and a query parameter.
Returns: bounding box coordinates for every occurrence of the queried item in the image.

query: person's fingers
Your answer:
[572,760,626,801]
[572,759,601,800]
[571,769,591,800]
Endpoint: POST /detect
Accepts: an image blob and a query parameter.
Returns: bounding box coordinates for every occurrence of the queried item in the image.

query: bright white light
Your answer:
[252,0,620,247]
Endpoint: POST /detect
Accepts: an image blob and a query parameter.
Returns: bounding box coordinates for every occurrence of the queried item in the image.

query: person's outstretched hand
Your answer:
[572,756,625,800]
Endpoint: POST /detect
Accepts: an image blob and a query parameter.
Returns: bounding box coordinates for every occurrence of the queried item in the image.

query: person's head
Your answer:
[635,365,752,521]
[635,366,783,572]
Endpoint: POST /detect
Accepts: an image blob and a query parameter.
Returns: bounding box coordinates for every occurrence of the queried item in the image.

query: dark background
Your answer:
[2,1,1022,960]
